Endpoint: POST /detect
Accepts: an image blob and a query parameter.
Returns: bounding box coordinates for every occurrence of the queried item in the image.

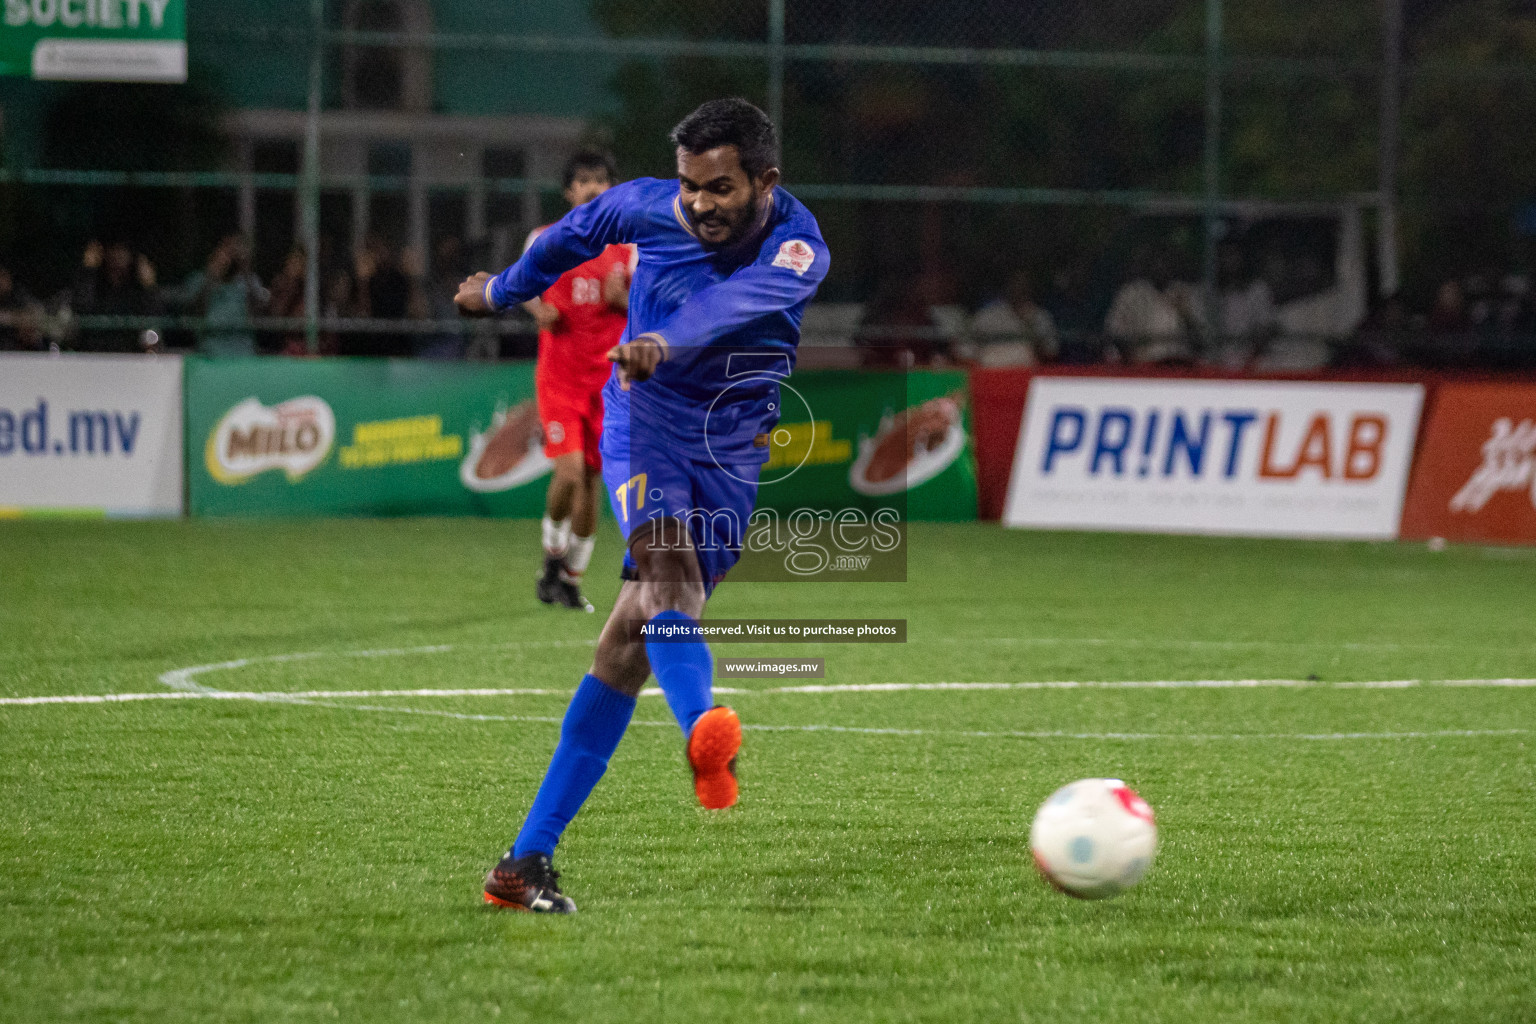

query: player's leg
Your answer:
[544,452,582,522]
[482,451,664,911]
[547,400,604,611]
[648,463,763,809]
[587,515,740,810]
[536,385,591,608]
[482,655,633,913]
[484,566,637,911]
[538,453,595,611]
[482,531,693,912]
[482,465,737,911]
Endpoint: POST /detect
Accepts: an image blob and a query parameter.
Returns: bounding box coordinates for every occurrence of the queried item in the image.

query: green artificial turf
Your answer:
[1,519,1534,1023]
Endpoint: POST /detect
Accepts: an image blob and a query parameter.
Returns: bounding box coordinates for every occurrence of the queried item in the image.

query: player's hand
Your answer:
[524,298,560,330]
[607,334,666,390]
[455,271,497,318]
[602,263,630,311]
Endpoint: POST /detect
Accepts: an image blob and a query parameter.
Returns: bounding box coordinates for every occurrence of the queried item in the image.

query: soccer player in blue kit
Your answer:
[454,98,829,913]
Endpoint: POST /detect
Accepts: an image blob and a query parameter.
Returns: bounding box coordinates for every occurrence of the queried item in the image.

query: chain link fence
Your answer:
[2,0,1534,367]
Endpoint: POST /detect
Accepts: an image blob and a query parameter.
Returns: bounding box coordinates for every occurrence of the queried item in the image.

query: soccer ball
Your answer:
[1029,778,1157,900]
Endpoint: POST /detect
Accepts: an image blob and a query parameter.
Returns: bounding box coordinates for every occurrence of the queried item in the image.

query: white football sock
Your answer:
[542,516,571,556]
[564,533,596,576]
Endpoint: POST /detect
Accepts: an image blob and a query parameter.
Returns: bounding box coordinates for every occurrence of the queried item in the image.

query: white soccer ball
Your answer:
[1029,778,1157,900]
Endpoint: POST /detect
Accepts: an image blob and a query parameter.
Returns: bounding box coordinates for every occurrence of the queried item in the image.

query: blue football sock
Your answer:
[512,674,635,859]
[645,610,714,737]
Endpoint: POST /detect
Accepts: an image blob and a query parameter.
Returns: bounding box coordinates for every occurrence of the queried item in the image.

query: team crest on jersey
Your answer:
[546,421,566,444]
[772,239,816,275]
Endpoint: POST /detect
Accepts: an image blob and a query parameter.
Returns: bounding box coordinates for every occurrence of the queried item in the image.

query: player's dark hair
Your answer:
[562,149,617,189]
[669,98,779,181]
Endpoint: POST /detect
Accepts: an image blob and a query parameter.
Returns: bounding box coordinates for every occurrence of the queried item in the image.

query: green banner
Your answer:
[186,358,549,518]
[185,359,977,521]
[755,369,977,522]
[2,0,185,81]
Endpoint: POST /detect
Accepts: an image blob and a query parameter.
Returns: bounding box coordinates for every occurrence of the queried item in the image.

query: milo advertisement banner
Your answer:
[186,358,550,518]
[2,0,186,82]
[732,367,977,583]
[752,369,976,522]
[185,358,977,522]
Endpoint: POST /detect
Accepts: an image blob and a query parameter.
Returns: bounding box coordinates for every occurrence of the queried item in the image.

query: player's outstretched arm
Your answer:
[463,182,641,317]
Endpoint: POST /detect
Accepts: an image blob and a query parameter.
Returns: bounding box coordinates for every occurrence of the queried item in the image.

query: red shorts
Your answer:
[537,382,604,471]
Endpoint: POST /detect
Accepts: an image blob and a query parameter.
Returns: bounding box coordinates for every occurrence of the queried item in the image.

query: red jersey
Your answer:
[525,227,633,396]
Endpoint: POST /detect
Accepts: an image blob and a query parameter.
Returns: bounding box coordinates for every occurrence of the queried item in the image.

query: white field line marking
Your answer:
[7,677,1536,707]
[0,644,1531,744]
[770,679,1335,693]
[154,642,593,696]
[938,636,1536,653]
[197,700,1535,743]
[740,724,1533,742]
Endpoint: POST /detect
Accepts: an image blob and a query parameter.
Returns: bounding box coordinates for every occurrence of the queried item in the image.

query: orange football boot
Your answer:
[686,706,741,809]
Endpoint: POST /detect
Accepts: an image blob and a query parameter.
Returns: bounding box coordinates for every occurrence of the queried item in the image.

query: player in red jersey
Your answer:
[524,150,635,612]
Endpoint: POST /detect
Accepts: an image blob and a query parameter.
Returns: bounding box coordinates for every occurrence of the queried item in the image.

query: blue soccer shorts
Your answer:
[602,440,761,597]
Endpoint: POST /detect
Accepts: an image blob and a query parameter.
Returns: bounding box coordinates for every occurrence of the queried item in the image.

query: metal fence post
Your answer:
[1378,0,1403,298]
[300,0,325,355]
[768,0,786,149]
[1201,0,1224,351]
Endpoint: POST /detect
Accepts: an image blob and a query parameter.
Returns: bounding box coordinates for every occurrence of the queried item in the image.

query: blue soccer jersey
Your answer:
[486,177,829,590]
[487,177,829,463]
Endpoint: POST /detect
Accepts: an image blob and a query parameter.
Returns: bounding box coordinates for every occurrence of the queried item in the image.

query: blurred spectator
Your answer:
[0,263,45,352]
[1493,273,1530,334]
[71,239,160,352]
[1484,273,1534,367]
[854,273,949,368]
[321,266,355,356]
[166,235,269,357]
[1420,276,1483,367]
[1208,242,1276,370]
[1340,291,1409,368]
[1271,208,1366,368]
[1104,247,1202,364]
[417,235,469,360]
[1462,272,1495,333]
[1427,278,1467,332]
[966,270,1057,367]
[266,247,310,355]
[1041,262,1100,363]
[348,234,425,358]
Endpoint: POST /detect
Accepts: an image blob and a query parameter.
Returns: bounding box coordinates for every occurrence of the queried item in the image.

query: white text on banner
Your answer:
[1003,378,1423,539]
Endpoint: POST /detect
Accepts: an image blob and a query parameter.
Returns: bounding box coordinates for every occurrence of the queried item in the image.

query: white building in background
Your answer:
[222,0,587,273]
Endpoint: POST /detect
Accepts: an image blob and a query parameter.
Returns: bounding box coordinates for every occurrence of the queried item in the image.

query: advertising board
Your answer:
[186,358,549,518]
[0,353,183,516]
[1003,378,1423,539]
[1399,382,1536,545]
[186,360,977,522]
[1,0,186,81]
